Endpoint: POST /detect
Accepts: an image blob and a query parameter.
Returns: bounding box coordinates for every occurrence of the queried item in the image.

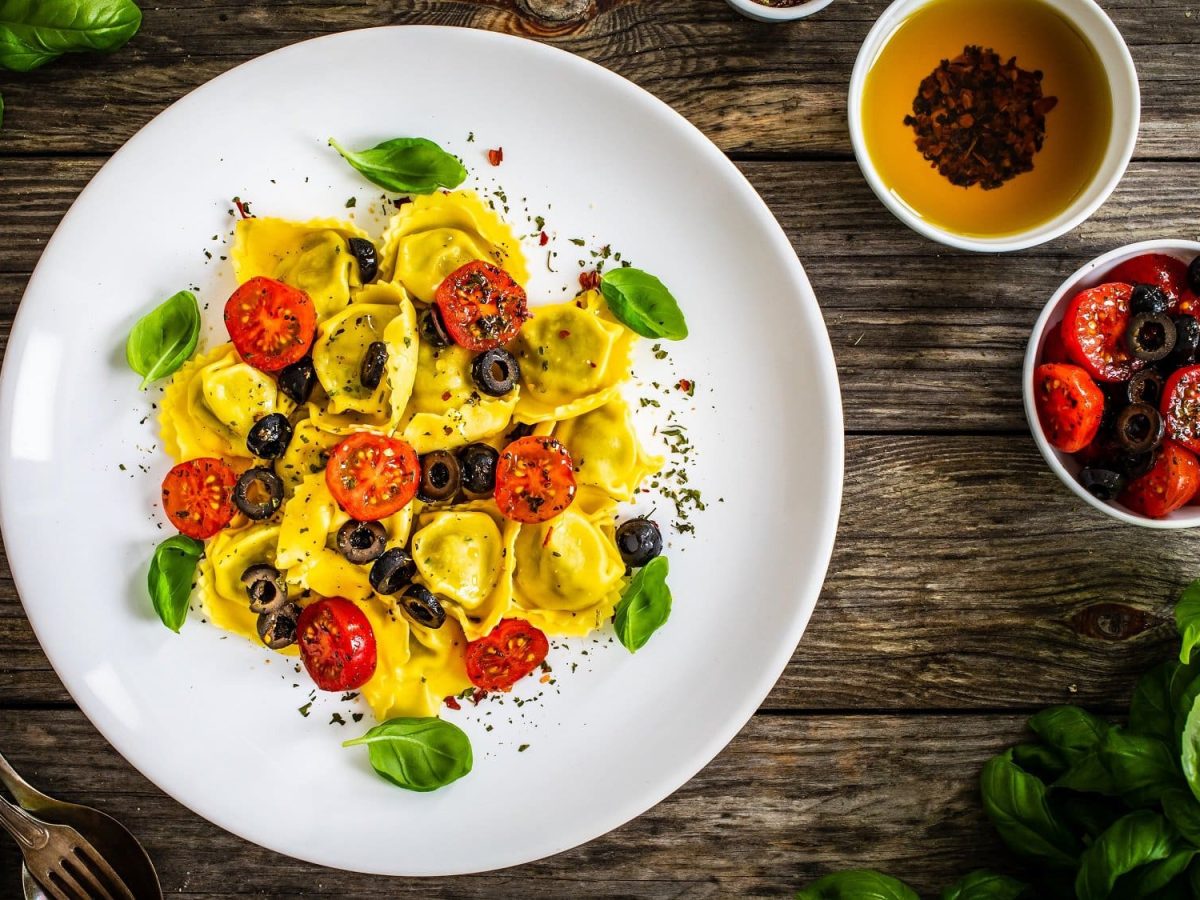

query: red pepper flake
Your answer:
[579,270,600,291]
[677,378,693,393]
[487,147,504,166]
[444,696,461,710]
[558,329,571,339]
[471,688,488,705]
[542,526,554,548]
[441,390,452,402]
[904,45,1057,190]
[233,196,254,219]
[539,231,549,246]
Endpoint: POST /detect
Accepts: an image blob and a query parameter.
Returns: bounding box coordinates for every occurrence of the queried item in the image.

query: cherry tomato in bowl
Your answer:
[1119,440,1200,518]
[1162,365,1200,454]
[494,436,577,524]
[1033,363,1104,453]
[297,597,377,691]
[224,276,317,372]
[1109,253,1188,310]
[465,618,549,692]
[435,261,530,352]
[161,457,237,539]
[1061,282,1143,383]
[325,432,420,521]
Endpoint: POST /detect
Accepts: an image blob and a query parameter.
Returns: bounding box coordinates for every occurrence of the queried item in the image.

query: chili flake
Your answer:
[488,147,504,166]
[579,270,600,291]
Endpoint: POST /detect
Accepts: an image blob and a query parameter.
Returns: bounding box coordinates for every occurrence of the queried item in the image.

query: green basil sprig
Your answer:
[980,752,1080,867]
[147,534,202,633]
[795,869,919,900]
[1053,728,1181,808]
[125,289,200,388]
[1130,660,1179,745]
[343,717,472,792]
[328,137,467,194]
[599,268,688,341]
[939,870,1030,900]
[613,555,672,653]
[1178,580,1200,665]
[0,0,143,72]
[1074,810,1180,900]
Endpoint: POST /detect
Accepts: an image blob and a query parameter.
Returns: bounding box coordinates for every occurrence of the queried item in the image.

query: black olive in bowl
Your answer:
[1114,402,1164,455]
[1079,468,1126,502]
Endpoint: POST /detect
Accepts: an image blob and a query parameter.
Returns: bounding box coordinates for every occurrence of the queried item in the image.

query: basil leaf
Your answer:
[0,0,142,72]
[125,289,200,389]
[1117,845,1196,897]
[1051,791,1127,841]
[613,555,671,653]
[795,870,919,900]
[1075,811,1177,900]
[1164,789,1200,847]
[328,137,466,194]
[599,268,688,341]
[147,534,202,633]
[1010,742,1067,780]
[1181,695,1200,804]
[1179,579,1200,664]
[1028,705,1110,765]
[1055,728,1180,807]
[342,717,472,792]
[980,752,1080,867]
[1131,660,1180,744]
[939,870,1030,900]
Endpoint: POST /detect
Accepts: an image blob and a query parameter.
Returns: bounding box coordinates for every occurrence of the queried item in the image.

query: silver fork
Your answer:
[0,793,134,900]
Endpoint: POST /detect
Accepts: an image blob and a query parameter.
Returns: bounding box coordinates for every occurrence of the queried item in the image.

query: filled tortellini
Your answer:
[400,342,518,453]
[552,396,664,502]
[197,523,291,649]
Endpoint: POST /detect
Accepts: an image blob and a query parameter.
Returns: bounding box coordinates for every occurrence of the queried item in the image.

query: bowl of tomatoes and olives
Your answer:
[1025,240,1200,526]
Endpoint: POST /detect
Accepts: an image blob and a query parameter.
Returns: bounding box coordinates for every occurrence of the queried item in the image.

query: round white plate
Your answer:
[0,27,842,876]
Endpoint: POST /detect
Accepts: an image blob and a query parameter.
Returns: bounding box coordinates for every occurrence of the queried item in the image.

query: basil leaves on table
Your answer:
[794,869,920,900]
[1130,660,1179,745]
[613,555,671,653]
[1178,579,1200,666]
[1074,810,1182,900]
[343,717,472,792]
[147,534,202,633]
[0,0,142,72]
[980,752,1081,867]
[328,137,467,194]
[125,289,200,388]
[599,267,688,341]
[939,870,1030,900]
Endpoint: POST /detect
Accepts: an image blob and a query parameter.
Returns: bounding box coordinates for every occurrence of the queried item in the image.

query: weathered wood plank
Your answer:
[0,708,1027,897]
[2,436,1190,711]
[0,0,1196,157]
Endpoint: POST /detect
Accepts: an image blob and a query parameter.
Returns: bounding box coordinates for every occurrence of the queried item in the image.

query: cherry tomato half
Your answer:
[161,457,237,539]
[1119,440,1200,518]
[224,276,317,372]
[435,261,530,352]
[1161,364,1200,454]
[297,597,377,691]
[465,618,549,692]
[1040,322,1072,365]
[494,435,577,524]
[1109,254,1188,310]
[325,432,420,521]
[1062,282,1144,383]
[1033,363,1105,453]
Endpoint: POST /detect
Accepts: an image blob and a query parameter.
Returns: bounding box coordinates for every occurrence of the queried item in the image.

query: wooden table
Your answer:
[2,1,1198,895]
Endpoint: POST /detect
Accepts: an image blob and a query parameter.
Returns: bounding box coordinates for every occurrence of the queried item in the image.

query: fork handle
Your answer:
[0,749,45,809]
[0,793,50,852]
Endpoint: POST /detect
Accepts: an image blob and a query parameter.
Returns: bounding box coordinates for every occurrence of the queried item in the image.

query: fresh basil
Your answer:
[939,870,1030,900]
[613,555,672,653]
[1028,705,1109,765]
[794,870,919,900]
[1075,811,1178,900]
[147,534,202,633]
[328,137,466,194]
[1163,789,1200,847]
[1051,791,1126,841]
[1179,579,1200,665]
[125,289,200,389]
[599,268,688,341]
[1181,694,1200,805]
[1055,728,1180,807]
[342,717,472,792]
[1131,660,1180,745]
[1010,742,1067,780]
[980,752,1080,867]
[0,0,142,72]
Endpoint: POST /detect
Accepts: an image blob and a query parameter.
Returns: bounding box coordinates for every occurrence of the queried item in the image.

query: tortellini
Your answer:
[197,523,294,652]
[552,396,664,502]
[400,343,518,453]
[379,191,528,302]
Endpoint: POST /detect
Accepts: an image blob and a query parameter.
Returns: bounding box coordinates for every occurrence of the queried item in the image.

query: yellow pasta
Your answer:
[552,396,664,502]
[400,342,517,453]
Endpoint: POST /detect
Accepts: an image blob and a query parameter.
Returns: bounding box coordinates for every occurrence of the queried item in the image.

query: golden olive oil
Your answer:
[860,0,1112,238]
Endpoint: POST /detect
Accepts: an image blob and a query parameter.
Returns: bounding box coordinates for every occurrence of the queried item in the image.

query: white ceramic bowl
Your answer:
[847,0,1140,252]
[1024,240,1200,529]
[724,0,834,22]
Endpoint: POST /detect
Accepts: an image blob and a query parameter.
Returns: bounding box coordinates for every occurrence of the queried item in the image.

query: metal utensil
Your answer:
[0,750,161,899]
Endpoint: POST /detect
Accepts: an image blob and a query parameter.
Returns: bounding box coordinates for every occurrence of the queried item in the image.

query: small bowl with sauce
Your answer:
[848,0,1139,252]
[725,0,835,22]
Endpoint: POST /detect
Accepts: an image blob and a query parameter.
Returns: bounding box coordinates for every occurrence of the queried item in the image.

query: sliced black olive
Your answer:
[348,237,379,283]
[1115,402,1165,455]
[1190,257,1200,296]
[458,443,499,496]
[277,357,317,405]
[336,520,388,565]
[506,422,533,442]
[1122,445,1163,479]
[257,603,301,650]
[369,548,417,595]
[242,564,288,614]
[1168,315,1200,368]
[1079,468,1126,502]
[420,306,453,348]
[419,450,461,503]
[1128,369,1165,407]
[234,467,284,520]
[615,518,663,568]
[1131,284,1170,316]
[246,413,293,459]
[360,341,389,390]
[398,584,446,629]
[1126,312,1176,362]
[471,348,519,397]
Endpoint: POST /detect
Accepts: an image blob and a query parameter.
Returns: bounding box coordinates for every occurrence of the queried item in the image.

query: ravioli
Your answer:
[379,191,528,302]
[197,523,296,652]
[552,396,663,501]
[400,342,517,453]
[274,410,342,496]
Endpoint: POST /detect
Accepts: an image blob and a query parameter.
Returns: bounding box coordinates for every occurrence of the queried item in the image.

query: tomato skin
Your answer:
[1062,282,1144,383]
[224,276,317,372]
[494,436,577,524]
[464,618,549,692]
[1033,363,1105,453]
[325,432,420,521]
[161,458,237,539]
[297,598,377,691]
[1161,364,1200,454]
[1109,254,1188,310]
[435,261,530,352]
[1040,322,1071,364]
[1119,440,1200,518]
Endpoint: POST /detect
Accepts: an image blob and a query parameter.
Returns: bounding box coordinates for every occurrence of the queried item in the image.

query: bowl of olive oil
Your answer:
[849,0,1139,252]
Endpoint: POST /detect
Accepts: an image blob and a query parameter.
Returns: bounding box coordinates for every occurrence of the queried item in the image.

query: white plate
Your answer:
[0,27,842,876]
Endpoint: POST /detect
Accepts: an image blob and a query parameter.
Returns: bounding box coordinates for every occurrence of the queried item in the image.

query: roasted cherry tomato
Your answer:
[434,261,530,352]
[1040,322,1071,364]
[1109,254,1188,310]
[464,618,549,692]
[160,457,237,539]
[494,435,577,524]
[325,432,420,521]
[1033,363,1105,453]
[1161,364,1200,454]
[1119,439,1200,518]
[224,276,317,372]
[297,597,377,691]
[1062,282,1144,383]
